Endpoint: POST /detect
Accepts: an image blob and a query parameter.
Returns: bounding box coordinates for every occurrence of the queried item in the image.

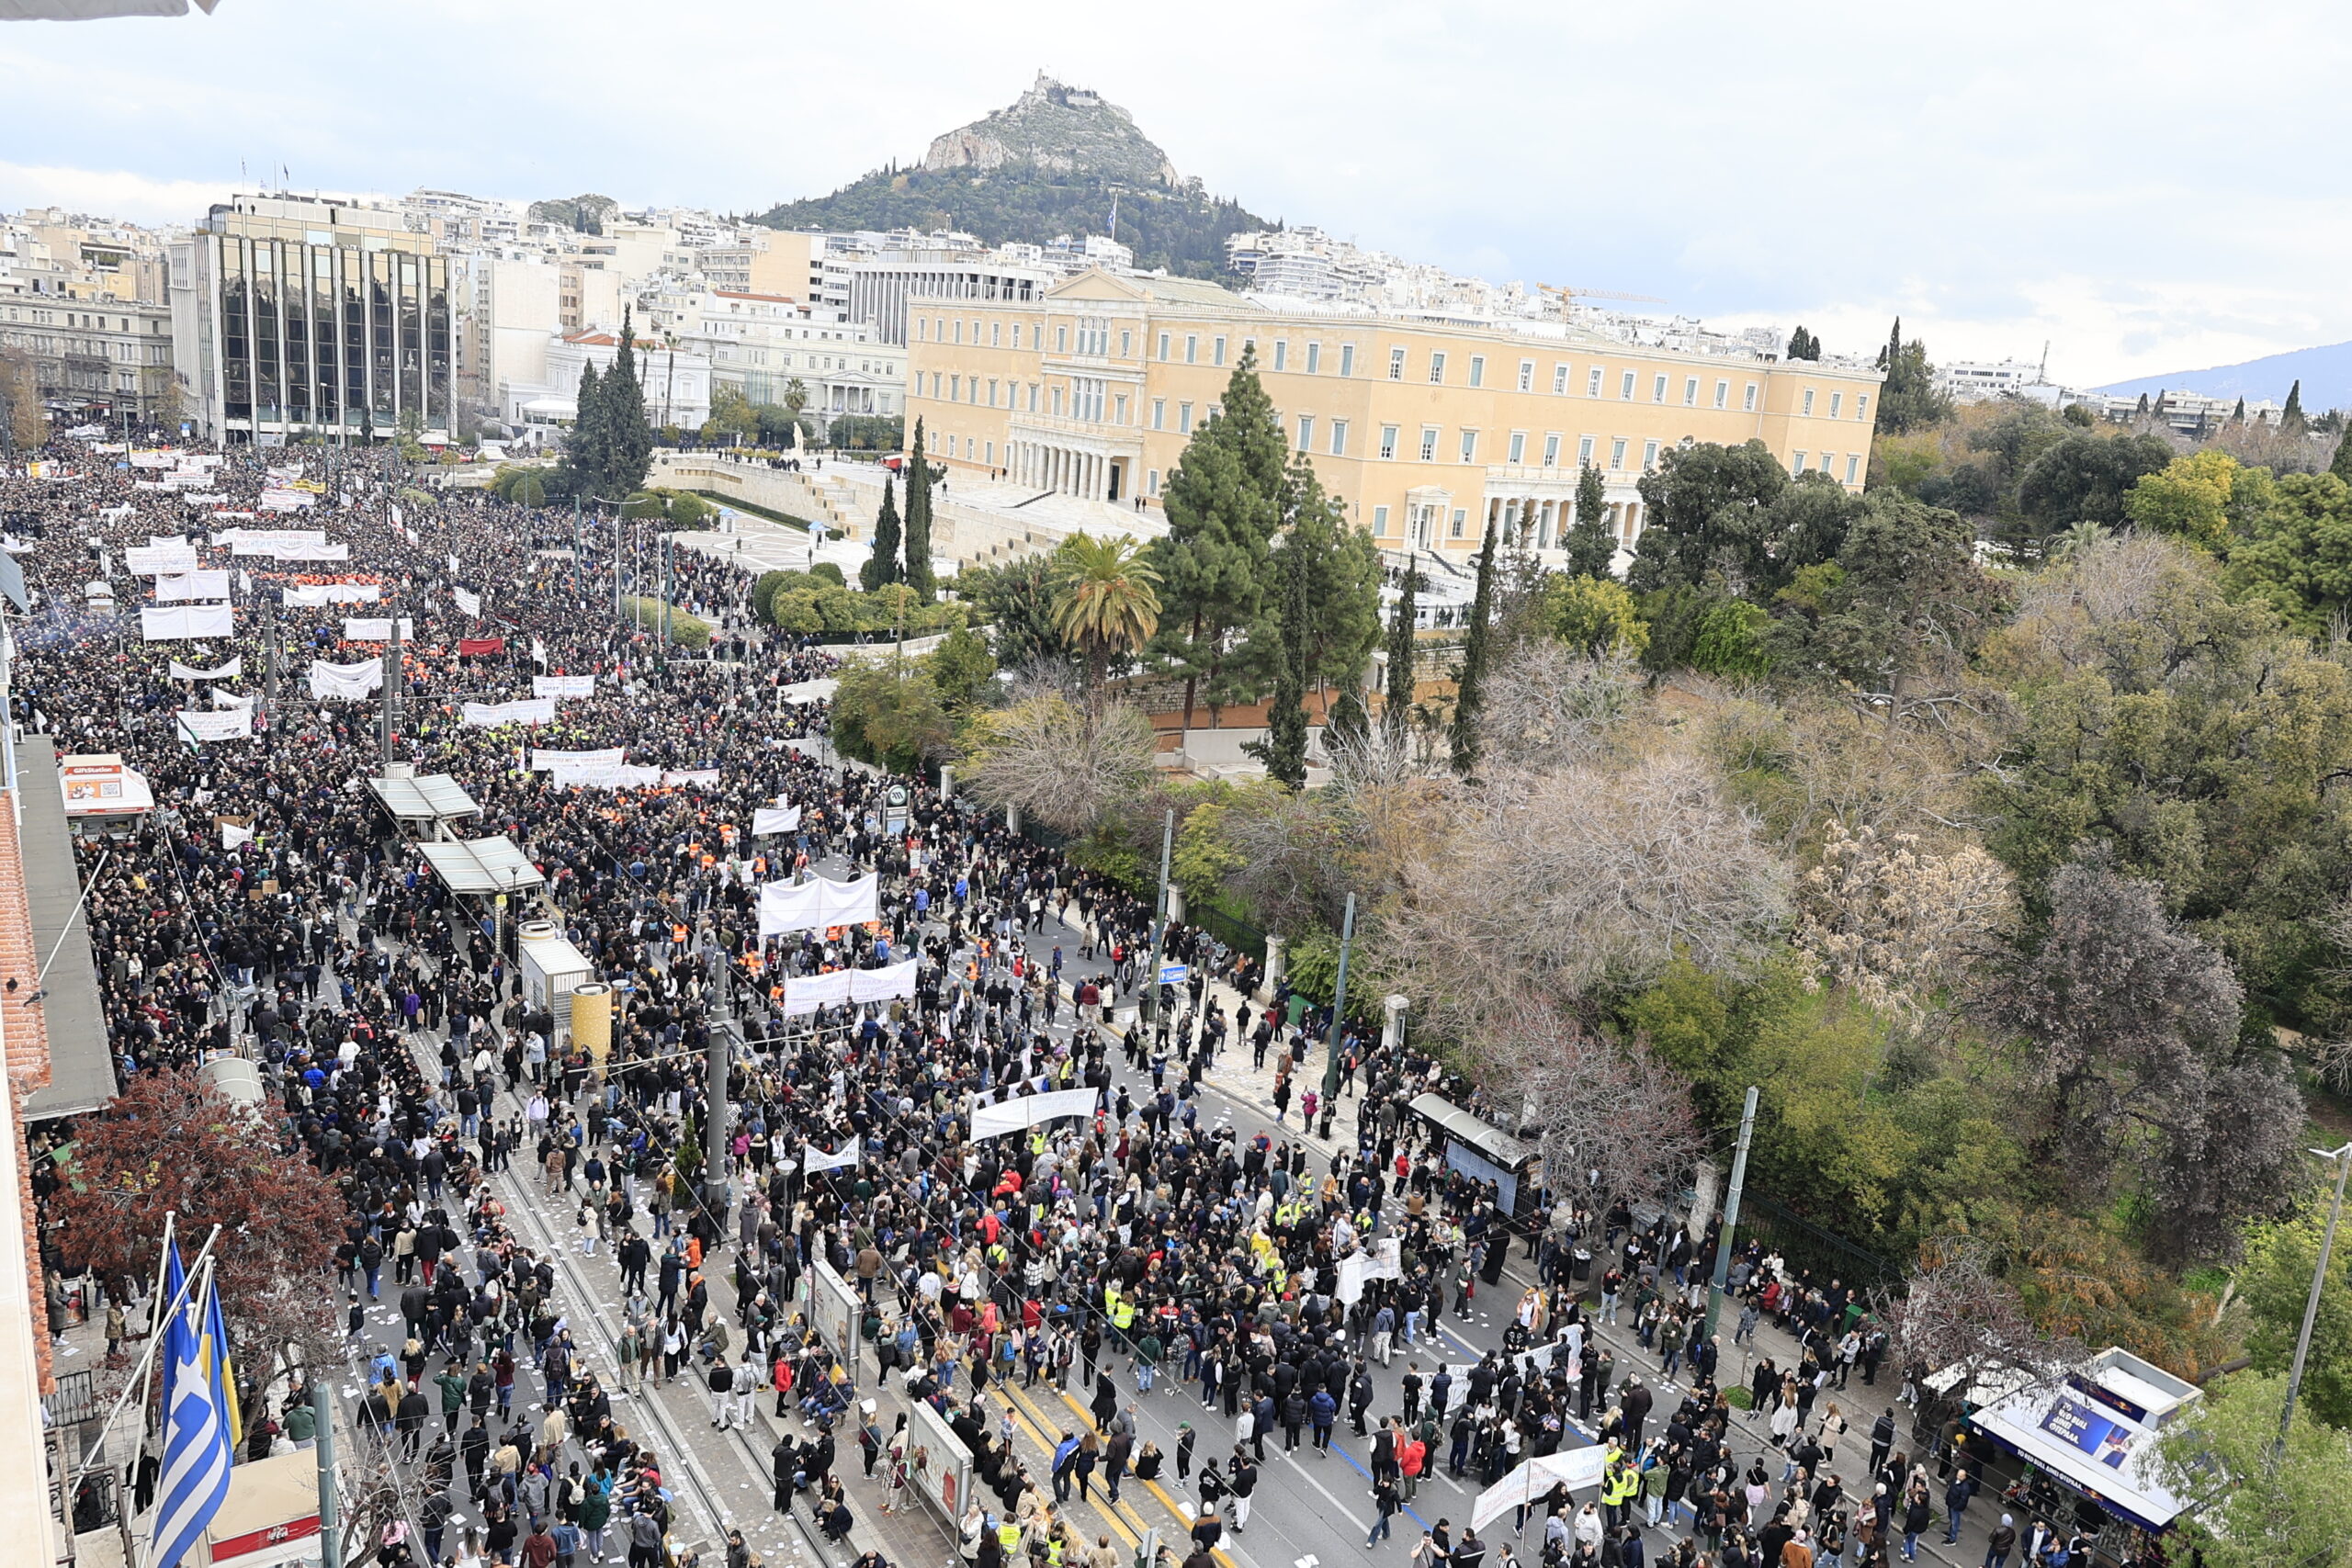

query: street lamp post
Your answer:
[2278,1139,2352,1464]
[1318,892,1357,1140]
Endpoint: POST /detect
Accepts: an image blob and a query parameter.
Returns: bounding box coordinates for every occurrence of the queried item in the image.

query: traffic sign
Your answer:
[1159,962,1189,986]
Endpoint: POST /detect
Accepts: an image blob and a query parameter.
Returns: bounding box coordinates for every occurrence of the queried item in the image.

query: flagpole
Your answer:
[66,1224,224,1503]
[128,1211,177,1496]
[134,1252,223,1568]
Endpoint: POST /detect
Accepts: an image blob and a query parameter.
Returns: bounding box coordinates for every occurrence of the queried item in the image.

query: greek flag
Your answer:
[151,1256,232,1568]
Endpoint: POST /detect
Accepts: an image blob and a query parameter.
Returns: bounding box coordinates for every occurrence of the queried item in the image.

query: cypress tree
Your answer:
[1326,687,1369,756]
[2282,379,2308,437]
[1880,317,1902,373]
[862,476,903,591]
[565,358,606,497]
[902,421,936,601]
[2232,397,2247,425]
[2331,428,2352,483]
[1250,534,1310,789]
[1449,518,1500,777]
[1564,464,1618,580]
[1384,558,1418,741]
[602,309,653,495]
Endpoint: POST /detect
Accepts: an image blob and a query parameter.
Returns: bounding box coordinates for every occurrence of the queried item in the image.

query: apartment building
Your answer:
[902,269,1883,560]
[1,208,177,422]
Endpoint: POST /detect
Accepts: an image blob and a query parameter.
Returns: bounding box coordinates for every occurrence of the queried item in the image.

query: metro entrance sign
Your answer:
[1159,962,1188,987]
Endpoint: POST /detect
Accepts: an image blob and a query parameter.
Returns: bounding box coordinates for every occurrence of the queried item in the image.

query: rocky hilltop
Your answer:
[922,73,1182,187]
[753,73,1272,281]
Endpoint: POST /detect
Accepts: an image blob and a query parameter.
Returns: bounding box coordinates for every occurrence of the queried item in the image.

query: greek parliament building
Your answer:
[169,194,454,446]
[903,269,1883,562]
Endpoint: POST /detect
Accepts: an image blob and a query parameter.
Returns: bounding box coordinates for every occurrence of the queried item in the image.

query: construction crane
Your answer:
[1540,282,1667,316]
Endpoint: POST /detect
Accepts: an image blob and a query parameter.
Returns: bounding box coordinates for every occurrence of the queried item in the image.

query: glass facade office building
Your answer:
[182,202,453,444]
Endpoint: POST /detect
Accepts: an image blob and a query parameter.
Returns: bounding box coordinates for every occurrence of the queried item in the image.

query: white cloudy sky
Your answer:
[4,0,2346,386]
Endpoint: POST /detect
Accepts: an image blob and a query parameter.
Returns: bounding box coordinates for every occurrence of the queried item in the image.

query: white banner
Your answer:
[663,769,718,789]
[1470,1450,1608,1536]
[283,582,380,606]
[850,959,919,1005]
[309,657,382,699]
[140,604,234,641]
[125,546,200,575]
[461,697,557,728]
[259,488,317,512]
[212,688,254,709]
[802,1137,862,1175]
[148,534,187,548]
[757,874,879,938]
[169,657,243,681]
[752,806,802,836]
[343,617,413,642]
[176,707,254,742]
[531,674,594,699]
[782,969,854,1017]
[531,747,624,772]
[221,822,254,851]
[272,541,348,562]
[153,570,231,603]
[453,586,482,618]
[222,527,325,555]
[548,761,663,789]
[969,1087,1099,1141]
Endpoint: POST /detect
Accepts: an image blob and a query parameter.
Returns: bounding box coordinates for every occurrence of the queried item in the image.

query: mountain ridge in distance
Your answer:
[2097,339,2352,412]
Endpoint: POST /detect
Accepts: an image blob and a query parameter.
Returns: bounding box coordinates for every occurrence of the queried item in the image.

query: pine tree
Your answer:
[862,475,903,591]
[1384,558,1418,741]
[2282,379,2308,437]
[1449,518,1500,777]
[1147,347,1291,739]
[1565,464,1618,580]
[1786,325,1820,362]
[902,421,936,601]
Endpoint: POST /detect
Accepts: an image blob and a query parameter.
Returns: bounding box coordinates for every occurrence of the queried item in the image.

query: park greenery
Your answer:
[822,334,2352,1542]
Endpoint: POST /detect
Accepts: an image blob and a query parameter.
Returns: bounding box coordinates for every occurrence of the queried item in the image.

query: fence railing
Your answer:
[1736,1193,1901,1292]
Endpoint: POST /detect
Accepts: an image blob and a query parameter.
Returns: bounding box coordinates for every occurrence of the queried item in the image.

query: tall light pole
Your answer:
[2278,1140,2352,1465]
[1139,808,1174,1025]
[1318,892,1356,1139]
[1703,1086,1761,1342]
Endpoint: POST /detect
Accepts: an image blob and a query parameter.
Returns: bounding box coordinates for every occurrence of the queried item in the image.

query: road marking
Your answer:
[1279,1453,1368,1532]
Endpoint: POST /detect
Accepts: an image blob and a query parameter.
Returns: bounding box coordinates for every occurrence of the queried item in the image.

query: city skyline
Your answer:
[3,0,2349,389]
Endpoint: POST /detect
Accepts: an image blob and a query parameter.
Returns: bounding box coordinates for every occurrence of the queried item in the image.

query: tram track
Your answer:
[394,1028,842,1567]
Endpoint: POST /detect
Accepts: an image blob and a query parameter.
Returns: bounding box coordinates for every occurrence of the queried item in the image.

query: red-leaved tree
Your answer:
[50,1069,344,1376]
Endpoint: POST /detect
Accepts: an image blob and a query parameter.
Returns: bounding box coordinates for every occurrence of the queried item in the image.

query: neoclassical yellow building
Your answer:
[901,269,1883,563]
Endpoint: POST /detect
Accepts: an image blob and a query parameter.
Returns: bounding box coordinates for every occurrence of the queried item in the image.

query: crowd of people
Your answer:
[6,432,2116,1568]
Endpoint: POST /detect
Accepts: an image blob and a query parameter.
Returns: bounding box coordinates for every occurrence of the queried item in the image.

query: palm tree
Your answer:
[1051,532,1162,715]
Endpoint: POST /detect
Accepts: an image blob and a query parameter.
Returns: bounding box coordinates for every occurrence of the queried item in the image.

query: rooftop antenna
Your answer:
[2039,341,2050,382]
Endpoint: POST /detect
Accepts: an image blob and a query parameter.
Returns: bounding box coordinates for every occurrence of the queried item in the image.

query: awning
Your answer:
[1408,1091,1533,1168]
[365,772,481,824]
[17,736,117,1118]
[415,835,545,895]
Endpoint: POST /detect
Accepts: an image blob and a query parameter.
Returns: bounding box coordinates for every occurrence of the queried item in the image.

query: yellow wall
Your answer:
[901,270,1883,558]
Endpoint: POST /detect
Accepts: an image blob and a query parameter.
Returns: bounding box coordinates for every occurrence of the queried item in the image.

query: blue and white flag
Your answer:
[152,1258,232,1568]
